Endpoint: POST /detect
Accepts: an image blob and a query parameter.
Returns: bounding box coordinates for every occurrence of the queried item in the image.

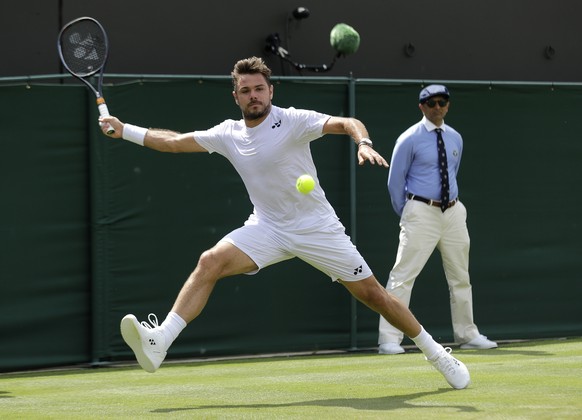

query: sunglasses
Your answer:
[425,98,449,108]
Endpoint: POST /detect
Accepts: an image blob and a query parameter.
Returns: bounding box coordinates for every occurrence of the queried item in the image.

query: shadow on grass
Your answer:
[151,388,477,414]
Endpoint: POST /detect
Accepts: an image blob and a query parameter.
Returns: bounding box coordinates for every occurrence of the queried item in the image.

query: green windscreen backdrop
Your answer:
[1,78,581,372]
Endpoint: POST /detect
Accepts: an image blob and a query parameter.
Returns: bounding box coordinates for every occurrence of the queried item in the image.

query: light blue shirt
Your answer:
[387,116,463,216]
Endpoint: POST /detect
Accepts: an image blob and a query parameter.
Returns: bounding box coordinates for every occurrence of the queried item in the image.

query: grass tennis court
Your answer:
[1,338,581,419]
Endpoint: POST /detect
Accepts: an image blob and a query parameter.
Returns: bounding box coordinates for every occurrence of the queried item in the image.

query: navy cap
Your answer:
[419,84,450,103]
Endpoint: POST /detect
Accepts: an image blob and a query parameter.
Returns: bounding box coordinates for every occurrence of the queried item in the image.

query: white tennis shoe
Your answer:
[120,313,167,373]
[460,334,498,350]
[378,343,405,355]
[427,347,471,389]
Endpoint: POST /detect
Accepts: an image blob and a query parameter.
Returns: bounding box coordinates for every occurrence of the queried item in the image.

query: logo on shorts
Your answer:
[353,265,363,275]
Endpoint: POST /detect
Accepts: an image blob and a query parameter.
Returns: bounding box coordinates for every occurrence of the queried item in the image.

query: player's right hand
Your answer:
[99,116,123,138]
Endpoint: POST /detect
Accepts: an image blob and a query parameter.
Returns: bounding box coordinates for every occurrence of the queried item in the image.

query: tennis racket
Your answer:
[57,17,114,134]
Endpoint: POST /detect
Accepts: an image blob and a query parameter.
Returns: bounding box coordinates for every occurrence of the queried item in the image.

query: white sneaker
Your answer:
[427,347,471,389]
[460,334,498,350]
[378,343,405,354]
[120,313,167,373]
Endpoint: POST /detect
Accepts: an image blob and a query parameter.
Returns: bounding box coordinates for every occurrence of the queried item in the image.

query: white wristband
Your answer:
[122,124,148,146]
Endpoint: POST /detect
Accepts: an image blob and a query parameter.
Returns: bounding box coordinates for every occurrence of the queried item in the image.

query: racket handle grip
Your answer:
[97,99,115,135]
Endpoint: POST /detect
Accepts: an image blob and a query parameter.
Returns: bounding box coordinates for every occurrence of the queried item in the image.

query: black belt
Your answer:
[407,193,457,209]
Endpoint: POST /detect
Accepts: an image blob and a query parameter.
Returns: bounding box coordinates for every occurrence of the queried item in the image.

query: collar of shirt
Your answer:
[421,116,445,133]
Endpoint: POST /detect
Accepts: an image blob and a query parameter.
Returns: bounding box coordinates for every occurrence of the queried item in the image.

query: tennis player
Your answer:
[100,56,470,389]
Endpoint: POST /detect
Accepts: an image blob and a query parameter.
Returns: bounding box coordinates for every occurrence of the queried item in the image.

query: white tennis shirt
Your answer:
[193,106,340,233]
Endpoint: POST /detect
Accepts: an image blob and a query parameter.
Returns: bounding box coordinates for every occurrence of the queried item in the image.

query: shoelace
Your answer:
[140,313,160,329]
[430,347,457,374]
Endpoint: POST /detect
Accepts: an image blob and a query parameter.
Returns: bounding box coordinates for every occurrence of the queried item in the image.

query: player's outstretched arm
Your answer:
[323,116,389,167]
[99,116,207,153]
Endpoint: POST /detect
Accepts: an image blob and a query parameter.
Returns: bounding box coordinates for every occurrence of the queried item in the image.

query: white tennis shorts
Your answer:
[221,217,372,282]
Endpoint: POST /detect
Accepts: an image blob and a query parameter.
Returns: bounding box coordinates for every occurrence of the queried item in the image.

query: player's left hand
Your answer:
[357,145,389,167]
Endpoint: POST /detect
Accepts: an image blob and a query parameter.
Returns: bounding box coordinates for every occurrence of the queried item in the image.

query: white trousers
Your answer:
[378,199,480,345]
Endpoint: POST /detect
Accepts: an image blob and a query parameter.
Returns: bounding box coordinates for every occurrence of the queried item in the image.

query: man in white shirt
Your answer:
[100,57,470,389]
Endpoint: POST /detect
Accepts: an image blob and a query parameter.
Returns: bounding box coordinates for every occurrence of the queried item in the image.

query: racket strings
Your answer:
[59,21,108,77]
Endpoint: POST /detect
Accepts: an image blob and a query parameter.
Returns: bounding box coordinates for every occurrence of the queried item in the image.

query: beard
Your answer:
[243,102,271,121]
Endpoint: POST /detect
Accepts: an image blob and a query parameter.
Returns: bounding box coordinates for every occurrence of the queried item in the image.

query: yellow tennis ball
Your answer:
[296,174,315,194]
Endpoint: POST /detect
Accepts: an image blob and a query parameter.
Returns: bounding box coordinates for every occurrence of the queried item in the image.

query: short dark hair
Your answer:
[231,56,272,89]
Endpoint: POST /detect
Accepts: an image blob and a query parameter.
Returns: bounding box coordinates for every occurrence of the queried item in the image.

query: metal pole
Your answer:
[348,73,358,350]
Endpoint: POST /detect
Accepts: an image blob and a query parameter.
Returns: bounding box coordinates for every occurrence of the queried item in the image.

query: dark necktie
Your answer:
[435,128,450,212]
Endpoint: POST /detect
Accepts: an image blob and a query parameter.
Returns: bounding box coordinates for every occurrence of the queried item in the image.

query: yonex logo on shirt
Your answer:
[353,265,363,275]
[271,119,281,129]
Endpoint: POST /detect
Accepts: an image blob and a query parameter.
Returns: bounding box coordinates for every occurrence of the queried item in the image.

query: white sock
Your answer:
[160,312,187,349]
[411,326,444,360]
